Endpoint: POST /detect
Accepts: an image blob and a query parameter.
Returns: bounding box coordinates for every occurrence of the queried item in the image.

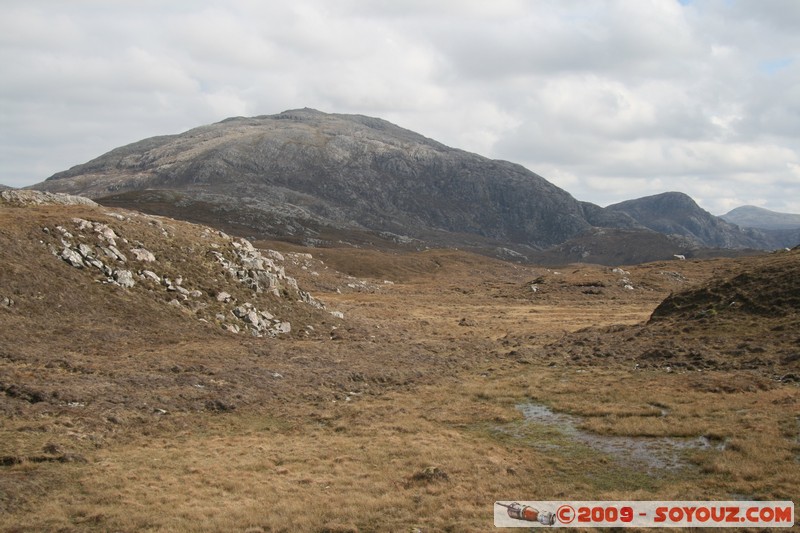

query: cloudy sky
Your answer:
[2,0,799,214]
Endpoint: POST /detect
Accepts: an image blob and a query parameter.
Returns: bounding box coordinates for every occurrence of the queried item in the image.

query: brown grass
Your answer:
[1,202,799,531]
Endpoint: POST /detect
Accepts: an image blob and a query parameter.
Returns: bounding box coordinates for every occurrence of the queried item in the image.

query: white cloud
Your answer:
[0,0,798,217]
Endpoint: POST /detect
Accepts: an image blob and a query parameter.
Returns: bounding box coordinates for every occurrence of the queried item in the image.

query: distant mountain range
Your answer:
[721,205,800,230]
[0,184,13,190]
[605,192,767,249]
[29,108,799,263]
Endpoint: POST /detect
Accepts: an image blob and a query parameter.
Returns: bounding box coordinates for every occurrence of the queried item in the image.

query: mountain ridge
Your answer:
[29,108,786,262]
[35,108,637,252]
[605,192,767,249]
[721,205,800,230]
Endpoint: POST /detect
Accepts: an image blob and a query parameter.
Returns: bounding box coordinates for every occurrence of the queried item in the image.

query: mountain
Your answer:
[720,206,800,250]
[30,109,782,261]
[35,108,639,253]
[0,184,13,190]
[605,192,767,249]
[721,205,800,230]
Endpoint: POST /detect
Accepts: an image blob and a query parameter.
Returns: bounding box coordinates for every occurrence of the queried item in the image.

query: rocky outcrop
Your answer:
[38,210,330,337]
[1,189,98,207]
[209,238,321,308]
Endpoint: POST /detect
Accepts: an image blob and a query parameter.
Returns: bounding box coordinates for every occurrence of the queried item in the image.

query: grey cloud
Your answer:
[0,0,798,215]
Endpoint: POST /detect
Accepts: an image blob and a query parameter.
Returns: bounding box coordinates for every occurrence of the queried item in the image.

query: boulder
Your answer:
[113,269,135,288]
[107,245,127,263]
[140,270,161,283]
[130,247,156,262]
[60,247,84,268]
[77,243,94,258]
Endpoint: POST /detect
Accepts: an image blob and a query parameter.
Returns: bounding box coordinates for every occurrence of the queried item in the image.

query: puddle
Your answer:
[516,402,724,471]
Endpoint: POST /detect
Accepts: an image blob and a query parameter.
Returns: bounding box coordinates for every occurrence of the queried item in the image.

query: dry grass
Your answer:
[1,202,799,531]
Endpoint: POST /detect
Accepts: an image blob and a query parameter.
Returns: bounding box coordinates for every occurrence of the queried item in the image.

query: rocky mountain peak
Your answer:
[28,110,791,259]
[608,191,700,215]
[33,109,605,251]
[605,191,766,249]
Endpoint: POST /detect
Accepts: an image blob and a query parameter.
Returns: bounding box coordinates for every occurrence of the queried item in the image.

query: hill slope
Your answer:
[721,205,800,230]
[547,247,800,378]
[34,109,635,251]
[0,190,334,357]
[606,192,768,249]
[31,109,791,259]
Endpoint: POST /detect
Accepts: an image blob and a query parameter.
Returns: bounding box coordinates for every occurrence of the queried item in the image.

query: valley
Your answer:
[1,192,798,531]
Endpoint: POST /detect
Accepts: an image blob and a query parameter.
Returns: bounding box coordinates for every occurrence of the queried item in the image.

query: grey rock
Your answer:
[245,310,260,325]
[216,291,232,302]
[266,250,285,261]
[232,305,250,318]
[99,246,118,260]
[0,190,98,207]
[84,257,106,271]
[60,247,84,268]
[113,269,135,288]
[94,224,118,242]
[255,270,279,291]
[72,218,93,231]
[106,245,127,263]
[77,243,94,258]
[55,226,73,239]
[130,247,156,262]
[140,270,161,283]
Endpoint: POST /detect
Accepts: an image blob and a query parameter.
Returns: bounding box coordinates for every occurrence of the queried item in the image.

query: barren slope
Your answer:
[34,109,623,251]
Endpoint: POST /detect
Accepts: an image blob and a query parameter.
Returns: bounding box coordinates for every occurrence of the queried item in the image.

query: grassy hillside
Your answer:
[1,193,798,531]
